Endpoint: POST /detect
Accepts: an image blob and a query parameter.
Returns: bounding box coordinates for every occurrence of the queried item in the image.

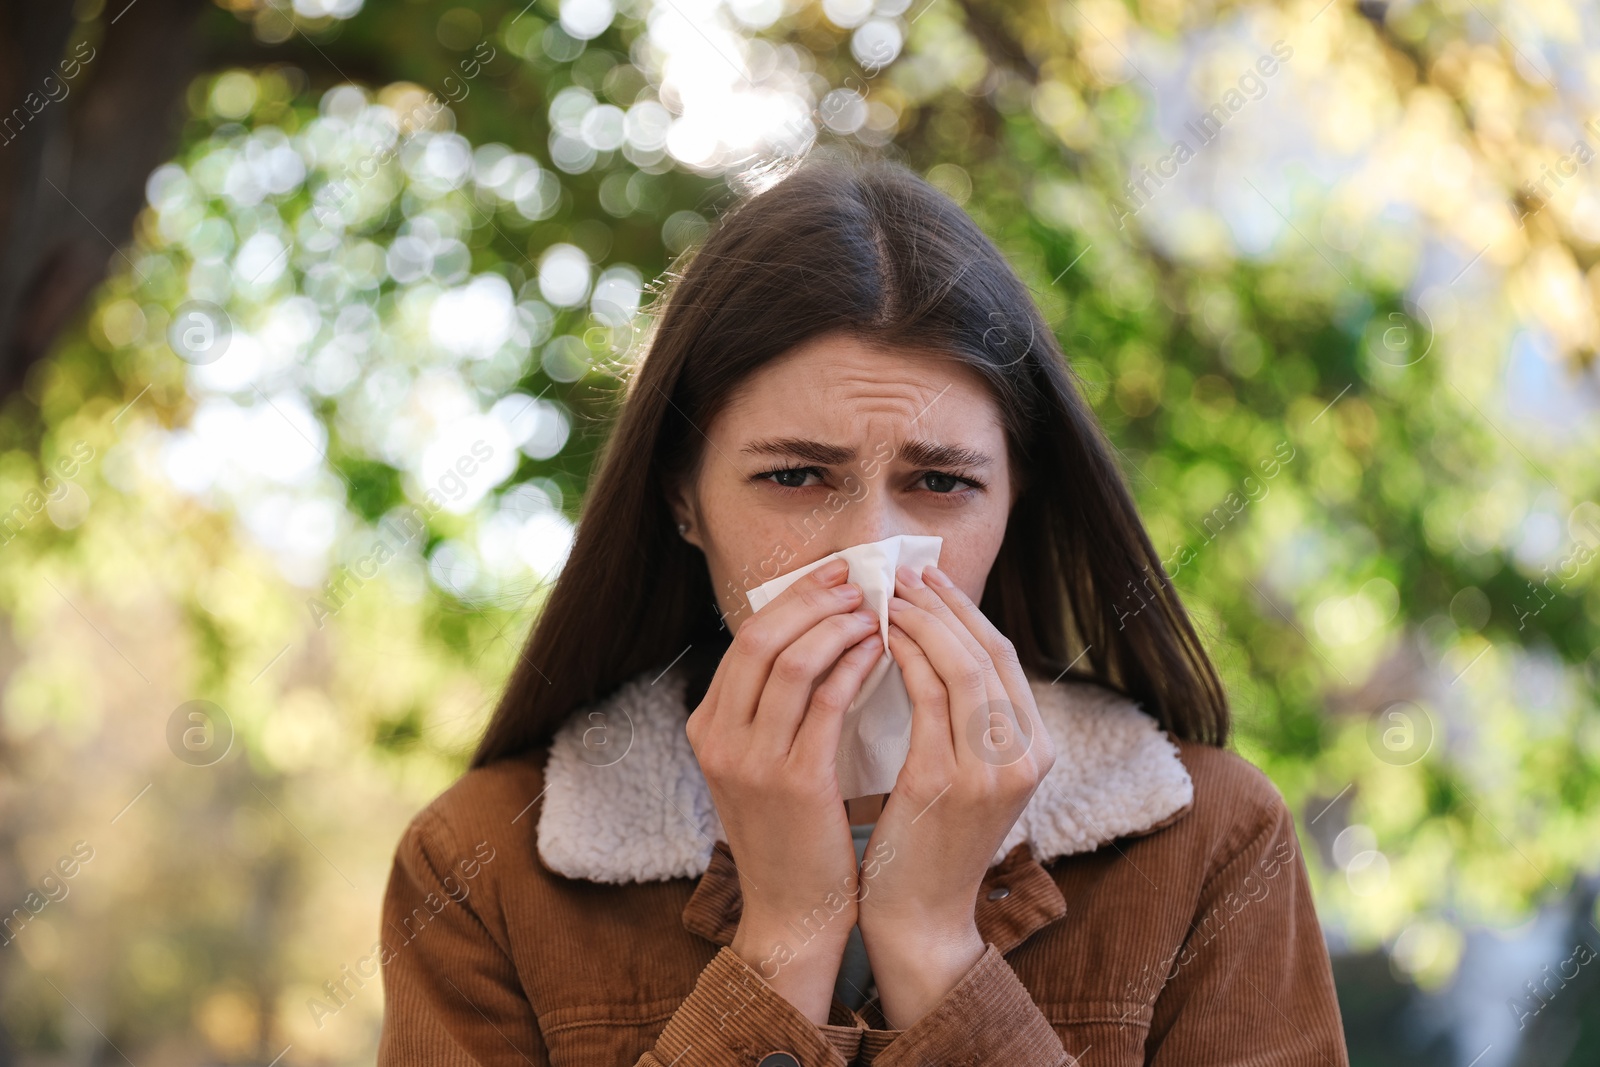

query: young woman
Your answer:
[377,151,1349,1066]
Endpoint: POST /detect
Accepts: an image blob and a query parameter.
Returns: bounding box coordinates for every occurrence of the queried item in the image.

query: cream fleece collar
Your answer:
[535,664,1195,885]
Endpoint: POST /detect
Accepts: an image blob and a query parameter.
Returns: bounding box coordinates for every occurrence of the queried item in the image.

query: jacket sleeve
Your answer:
[1142,791,1348,1066]
[377,807,551,1066]
[851,944,1076,1066]
[641,947,870,1066]
[377,808,871,1067]
[854,799,1345,1066]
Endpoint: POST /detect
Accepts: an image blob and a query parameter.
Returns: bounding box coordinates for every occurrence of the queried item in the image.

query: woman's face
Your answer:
[667,332,1019,633]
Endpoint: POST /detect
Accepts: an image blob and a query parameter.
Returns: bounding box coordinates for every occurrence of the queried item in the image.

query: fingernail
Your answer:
[818,558,849,581]
[924,565,953,588]
[895,563,923,588]
[889,596,910,612]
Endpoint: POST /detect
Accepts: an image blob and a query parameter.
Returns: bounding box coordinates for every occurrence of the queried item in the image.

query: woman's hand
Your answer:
[858,562,1057,1029]
[685,557,886,1024]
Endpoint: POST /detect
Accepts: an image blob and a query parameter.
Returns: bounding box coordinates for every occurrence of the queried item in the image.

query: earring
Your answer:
[677,522,689,536]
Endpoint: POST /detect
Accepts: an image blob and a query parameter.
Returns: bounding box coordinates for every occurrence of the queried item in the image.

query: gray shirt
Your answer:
[832,821,877,1011]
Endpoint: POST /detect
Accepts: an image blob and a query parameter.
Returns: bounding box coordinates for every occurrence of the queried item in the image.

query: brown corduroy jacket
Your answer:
[377,666,1349,1066]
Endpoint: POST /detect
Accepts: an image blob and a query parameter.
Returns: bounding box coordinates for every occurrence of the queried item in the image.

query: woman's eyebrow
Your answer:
[740,438,854,464]
[898,439,994,469]
[740,437,994,469]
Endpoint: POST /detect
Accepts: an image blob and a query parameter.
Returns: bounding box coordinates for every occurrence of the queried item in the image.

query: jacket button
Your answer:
[987,886,1011,900]
[757,1054,802,1067]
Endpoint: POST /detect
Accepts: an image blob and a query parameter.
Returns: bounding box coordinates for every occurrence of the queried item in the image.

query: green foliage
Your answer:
[3,0,1598,1060]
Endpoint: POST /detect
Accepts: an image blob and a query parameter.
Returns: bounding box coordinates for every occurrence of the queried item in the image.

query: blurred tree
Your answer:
[0,0,213,401]
[0,0,1597,1062]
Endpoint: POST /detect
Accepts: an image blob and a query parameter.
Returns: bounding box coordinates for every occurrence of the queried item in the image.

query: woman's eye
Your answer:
[762,467,820,489]
[921,470,979,495]
[757,467,982,496]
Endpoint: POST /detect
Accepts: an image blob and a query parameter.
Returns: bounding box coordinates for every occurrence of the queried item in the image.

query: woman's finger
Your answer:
[916,564,1045,767]
[896,566,1017,767]
[716,560,862,731]
[886,592,994,760]
[748,608,880,761]
[886,620,955,767]
[892,563,994,672]
[791,630,884,768]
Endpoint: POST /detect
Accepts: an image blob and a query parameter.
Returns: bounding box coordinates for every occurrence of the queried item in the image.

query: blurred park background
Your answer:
[1,0,1598,1062]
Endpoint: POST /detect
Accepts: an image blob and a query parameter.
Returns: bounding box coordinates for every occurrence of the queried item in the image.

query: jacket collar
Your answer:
[535,663,1194,951]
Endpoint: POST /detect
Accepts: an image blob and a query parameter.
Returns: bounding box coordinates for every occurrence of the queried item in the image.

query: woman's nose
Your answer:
[831,502,913,547]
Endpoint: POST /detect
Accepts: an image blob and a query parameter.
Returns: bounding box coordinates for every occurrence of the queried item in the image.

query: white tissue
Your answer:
[745,534,944,800]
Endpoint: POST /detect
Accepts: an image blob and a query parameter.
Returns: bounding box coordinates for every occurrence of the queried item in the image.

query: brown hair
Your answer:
[471,148,1228,767]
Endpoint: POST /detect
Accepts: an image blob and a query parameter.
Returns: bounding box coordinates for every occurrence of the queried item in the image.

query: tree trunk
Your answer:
[0,0,209,405]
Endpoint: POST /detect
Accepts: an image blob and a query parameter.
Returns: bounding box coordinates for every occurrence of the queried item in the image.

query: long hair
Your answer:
[471,149,1228,767]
